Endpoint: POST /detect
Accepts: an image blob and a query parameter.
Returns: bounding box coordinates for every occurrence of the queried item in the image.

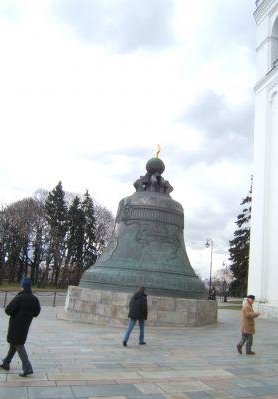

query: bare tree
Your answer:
[214,265,234,302]
[94,203,114,254]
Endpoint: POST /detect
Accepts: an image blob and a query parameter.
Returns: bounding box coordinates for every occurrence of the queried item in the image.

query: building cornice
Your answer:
[270,1,278,17]
[256,35,278,52]
[254,0,277,24]
[254,65,278,92]
[267,76,278,92]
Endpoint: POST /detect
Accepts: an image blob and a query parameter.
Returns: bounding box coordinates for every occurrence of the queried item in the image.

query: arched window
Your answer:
[271,17,278,68]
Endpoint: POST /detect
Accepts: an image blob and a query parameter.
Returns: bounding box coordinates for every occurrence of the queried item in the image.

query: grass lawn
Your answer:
[0,283,67,292]
[217,298,242,310]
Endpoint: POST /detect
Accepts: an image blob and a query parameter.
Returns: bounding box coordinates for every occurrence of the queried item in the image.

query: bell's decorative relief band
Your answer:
[116,203,184,228]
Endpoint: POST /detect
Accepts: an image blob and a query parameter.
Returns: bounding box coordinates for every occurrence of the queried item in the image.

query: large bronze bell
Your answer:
[80,157,206,299]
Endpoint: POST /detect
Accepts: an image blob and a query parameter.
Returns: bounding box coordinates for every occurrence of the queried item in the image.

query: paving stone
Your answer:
[138,369,232,379]
[226,367,262,376]
[7,373,48,381]
[1,307,278,398]
[227,387,254,397]
[87,380,117,385]
[56,380,89,386]
[0,387,28,399]
[162,395,190,399]
[47,371,140,381]
[201,380,234,390]
[115,379,144,384]
[258,396,278,399]
[253,376,278,386]
[0,380,56,387]
[156,381,212,393]
[202,392,234,399]
[95,363,124,369]
[71,384,142,396]
[247,385,278,396]
[88,397,127,399]
[234,378,265,388]
[126,395,166,399]
[134,383,165,394]
[27,386,74,399]
[185,392,213,399]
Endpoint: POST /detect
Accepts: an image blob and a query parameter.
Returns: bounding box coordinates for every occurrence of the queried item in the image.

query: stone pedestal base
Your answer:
[63,286,217,327]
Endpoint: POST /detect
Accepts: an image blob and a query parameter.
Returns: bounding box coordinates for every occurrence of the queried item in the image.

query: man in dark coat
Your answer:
[0,278,41,377]
[123,287,148,347]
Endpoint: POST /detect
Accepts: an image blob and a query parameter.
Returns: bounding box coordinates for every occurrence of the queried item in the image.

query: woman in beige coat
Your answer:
[237,294,260,355]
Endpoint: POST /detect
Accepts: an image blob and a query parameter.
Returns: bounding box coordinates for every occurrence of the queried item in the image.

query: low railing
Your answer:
[0,290,67,308]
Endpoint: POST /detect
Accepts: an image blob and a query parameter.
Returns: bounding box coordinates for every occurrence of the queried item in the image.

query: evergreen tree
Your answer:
[64,196,85,285]
[44,182,68,285]
[229,182,252,297]
[82,190,97,271]
[30,196,47,284]
[0,184,114,287]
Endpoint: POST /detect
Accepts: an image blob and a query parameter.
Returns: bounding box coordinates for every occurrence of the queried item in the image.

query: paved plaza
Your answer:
[0,306,278,399]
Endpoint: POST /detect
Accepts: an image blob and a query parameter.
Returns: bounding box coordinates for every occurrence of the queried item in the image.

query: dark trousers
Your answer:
[238,333,253,353]
[2,344,33,373]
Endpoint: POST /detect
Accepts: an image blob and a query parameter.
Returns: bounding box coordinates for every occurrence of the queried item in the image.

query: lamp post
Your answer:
[222,261,228,302]
[205,238,213,294]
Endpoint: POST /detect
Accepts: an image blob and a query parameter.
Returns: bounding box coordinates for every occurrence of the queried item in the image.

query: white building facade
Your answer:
[249,0,278,319]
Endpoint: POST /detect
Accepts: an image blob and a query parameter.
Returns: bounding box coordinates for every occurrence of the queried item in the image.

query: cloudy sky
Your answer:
[0,0,256,279]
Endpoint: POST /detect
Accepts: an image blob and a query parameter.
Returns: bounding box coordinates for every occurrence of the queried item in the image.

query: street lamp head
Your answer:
[205,238,212,248]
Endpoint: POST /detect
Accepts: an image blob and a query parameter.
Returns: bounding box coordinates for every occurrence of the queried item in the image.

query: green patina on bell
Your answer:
[80,156,206,299]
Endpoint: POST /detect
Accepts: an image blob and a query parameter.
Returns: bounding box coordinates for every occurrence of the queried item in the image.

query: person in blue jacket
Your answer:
[123,287,148,347]
[0,278,41,377]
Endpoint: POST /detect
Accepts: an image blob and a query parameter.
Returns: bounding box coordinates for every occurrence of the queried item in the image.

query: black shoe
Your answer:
[123,341,127,347]
[246,351,255,355]
[139,342,146,345]
[0,364,10,371]
[237,344,242,354]
[19,371,33,377]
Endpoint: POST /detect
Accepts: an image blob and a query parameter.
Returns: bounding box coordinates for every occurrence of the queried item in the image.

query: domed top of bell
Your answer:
[146,157,165,175]
[133,156,173,195]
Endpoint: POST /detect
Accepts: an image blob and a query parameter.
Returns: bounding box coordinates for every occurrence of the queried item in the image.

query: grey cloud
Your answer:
[178,90,254,165]
[77,146,152,184]
[183,184,249,261]
[168,90,254,254]
[183,90,254,138]
[53,0,174,52]
[216,0,256,48]
[185,205,237,253]
[197,0,256,59]
[87,146,151,162]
